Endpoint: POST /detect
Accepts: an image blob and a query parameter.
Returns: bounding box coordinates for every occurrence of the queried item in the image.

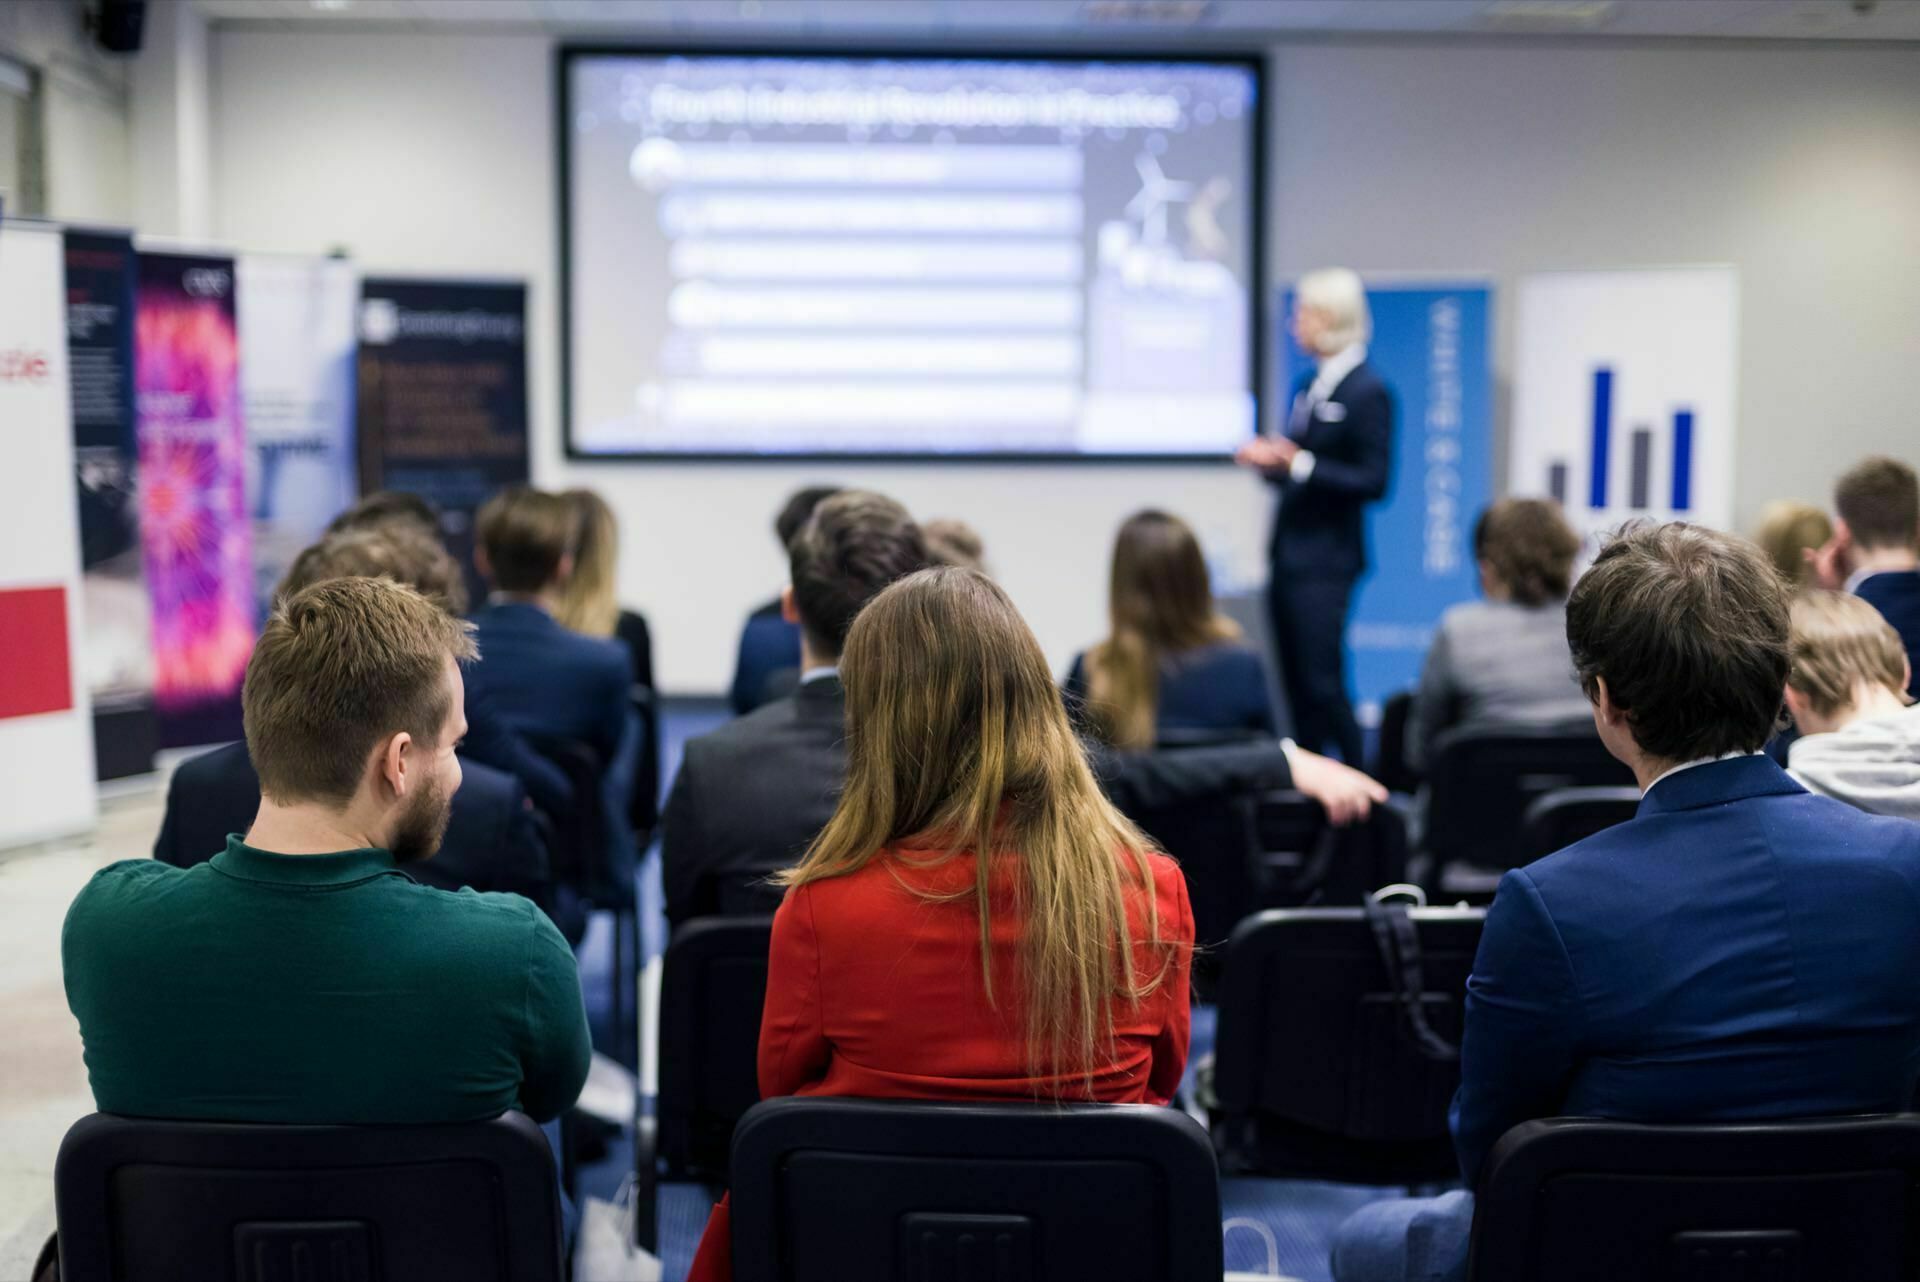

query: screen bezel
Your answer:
[557,43,1269,464]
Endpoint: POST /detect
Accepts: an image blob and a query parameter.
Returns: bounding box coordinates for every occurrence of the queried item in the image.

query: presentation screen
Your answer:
[561,50,1263,459]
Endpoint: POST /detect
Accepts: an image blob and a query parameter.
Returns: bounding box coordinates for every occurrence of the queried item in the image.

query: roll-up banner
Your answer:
[65,229,158,780]
[0,220,97,847]
[356,278,531,607]
[238,254,358,614]
[1278,281,1495,722]
[135,250,254,748]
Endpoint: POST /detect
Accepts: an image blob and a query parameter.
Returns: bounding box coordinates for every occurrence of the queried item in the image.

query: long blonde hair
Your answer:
[782,567,1180,1094]
[555,488,620,637]
[1084,510,1240,749]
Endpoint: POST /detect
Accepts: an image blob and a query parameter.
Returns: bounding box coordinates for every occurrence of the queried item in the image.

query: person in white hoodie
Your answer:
[1785,590,1920,822]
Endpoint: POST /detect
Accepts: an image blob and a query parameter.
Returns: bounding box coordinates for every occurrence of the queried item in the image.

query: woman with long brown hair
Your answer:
[1067,509,1277,749]
[553,487,653,689]
[686,567,1194,1280]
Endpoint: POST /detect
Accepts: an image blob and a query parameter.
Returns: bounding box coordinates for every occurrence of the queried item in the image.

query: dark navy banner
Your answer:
[64,230,157,779]
[1280,282,1493,721]
[356,278,530,606]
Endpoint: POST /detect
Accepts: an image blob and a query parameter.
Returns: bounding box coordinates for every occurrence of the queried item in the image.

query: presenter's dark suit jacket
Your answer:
[1450,754,1920,1185]
[152,741,552,911]
[1269,361,1395,578]
[469,601,633,765]
[1856,569,1920,698]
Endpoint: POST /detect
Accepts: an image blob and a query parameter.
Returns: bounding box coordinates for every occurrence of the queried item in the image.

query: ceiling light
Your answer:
[311,0,354,11]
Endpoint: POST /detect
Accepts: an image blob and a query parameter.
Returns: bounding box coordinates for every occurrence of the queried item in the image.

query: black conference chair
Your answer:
[635,914,773,1251]
[1468,1114,1920,1282]
[629,684,662,840]
[1516,785,1643,864]
[1372,688,1419,795]
[1423,723,1634,897]
[729,1097,1224,1282]
[1255,789,1410,908]
[1210,906,1485,1184]
[55,1110,563,1282]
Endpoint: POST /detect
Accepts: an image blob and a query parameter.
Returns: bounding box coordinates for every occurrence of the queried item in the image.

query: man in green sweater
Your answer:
[64,575,591,1125]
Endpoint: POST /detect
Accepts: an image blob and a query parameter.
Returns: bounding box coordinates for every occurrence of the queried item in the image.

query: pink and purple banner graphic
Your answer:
[135,251,254,747]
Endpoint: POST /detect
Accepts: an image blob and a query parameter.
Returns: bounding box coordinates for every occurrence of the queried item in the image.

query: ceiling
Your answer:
[191,0,1920,43]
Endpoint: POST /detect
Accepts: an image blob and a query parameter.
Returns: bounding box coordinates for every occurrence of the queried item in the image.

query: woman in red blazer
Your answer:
[687,566,1195,1281]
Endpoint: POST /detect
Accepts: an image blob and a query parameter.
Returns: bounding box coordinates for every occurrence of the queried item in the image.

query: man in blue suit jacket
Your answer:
[1333,522,1920,1282]
[469,487,633,765]
[1237,268,1392,765]
[1811,456,1920,698]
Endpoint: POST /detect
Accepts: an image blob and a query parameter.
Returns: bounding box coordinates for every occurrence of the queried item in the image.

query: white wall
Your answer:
[0,0,132,224]
[204,29,1920,693]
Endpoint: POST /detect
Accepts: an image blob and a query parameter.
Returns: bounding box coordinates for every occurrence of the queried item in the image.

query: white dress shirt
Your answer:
[1645,749,1763,794]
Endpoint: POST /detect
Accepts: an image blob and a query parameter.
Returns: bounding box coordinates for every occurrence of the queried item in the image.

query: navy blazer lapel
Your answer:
[1638,754,1805,817]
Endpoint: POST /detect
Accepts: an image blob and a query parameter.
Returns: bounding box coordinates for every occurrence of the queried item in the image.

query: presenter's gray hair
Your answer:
[1296,267,1371,354]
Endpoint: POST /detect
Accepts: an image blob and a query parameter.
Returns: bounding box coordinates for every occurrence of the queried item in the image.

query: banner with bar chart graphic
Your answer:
[1509,267,1738,543]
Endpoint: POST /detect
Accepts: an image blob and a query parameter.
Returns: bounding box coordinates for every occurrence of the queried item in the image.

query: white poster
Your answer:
[0,222,96,847]
[238,254,358,613]
[1509,267,1738,542]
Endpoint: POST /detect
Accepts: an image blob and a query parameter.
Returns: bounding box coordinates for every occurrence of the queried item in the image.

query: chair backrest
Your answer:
[55,1110,562,1282]
[729,1097,1223,1282]
[1425,724,1634,870]
[656,915,774,1178]
[1518,785,1643,863]
[1211,906,1485,1183]
[1255,790,1410,907]
[628,685,662,840]
[1128,788,1261,958]
[1372,688,1418,794]
[1469,1114,1920,1282]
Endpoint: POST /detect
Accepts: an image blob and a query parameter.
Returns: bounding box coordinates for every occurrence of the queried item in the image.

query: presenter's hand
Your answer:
[1289,748,1389,826]
[1804,536,1848,592]
[1235,437,1299,473]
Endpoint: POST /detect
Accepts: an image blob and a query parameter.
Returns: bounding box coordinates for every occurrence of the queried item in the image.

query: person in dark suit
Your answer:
[469,487,633,765]
[1066,509,1276,748]
[325,492,574,818]
[1331,523,1920,1282]
[729,485,842,715]
[1236,268,1393,764]
[1810,456,1920,697]
[663,491,927,928]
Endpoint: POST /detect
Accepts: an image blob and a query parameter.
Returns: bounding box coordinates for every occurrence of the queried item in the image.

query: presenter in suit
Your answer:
[1236,268,1393,763]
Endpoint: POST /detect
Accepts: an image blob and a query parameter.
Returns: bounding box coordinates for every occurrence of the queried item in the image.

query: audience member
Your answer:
[923,516,988,573]
[662,491,927,928]
[729,485,842,715]
[1811,457,1920,696]
[557,487,654,691]
[1785,590,1920,820]
[1405,498,1590,773]
[324,489,443,543]
[470,486,633,765]
[1066,509,1276,749]
[1332,522,1920,1282]
[153,529,552,914]
[684,567,1195,1281]
[66,576,590,1124]
[1753,499,1833,590]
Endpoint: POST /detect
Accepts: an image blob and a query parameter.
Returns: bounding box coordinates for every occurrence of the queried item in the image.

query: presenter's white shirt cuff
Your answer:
[1289,450,1317,482]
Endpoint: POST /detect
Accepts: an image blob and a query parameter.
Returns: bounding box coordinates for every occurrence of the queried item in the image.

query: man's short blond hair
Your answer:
[243,576,477,805]
[1788,590,1911,718]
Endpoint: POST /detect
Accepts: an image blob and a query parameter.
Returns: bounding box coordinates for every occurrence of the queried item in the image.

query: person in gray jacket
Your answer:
[1785,589,1920,822]
[1406,498,1591,774]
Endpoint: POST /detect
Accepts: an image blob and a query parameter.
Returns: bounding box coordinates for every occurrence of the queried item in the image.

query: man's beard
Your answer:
[390,774,453,865]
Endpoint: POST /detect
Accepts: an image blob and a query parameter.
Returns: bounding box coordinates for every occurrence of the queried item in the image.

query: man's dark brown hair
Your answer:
[1566,522,1789,763]
[244,576,477,805]
[789,491,928,658]
[1474,499,1581,607]
[776,485,844,549]
[279,527,470,614]
[476,486,578,593]
[326,490,443,543]
[1835,457,1920,552]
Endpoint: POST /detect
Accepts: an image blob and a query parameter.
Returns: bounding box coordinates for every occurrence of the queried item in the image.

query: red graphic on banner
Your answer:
[0,587,75,719]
